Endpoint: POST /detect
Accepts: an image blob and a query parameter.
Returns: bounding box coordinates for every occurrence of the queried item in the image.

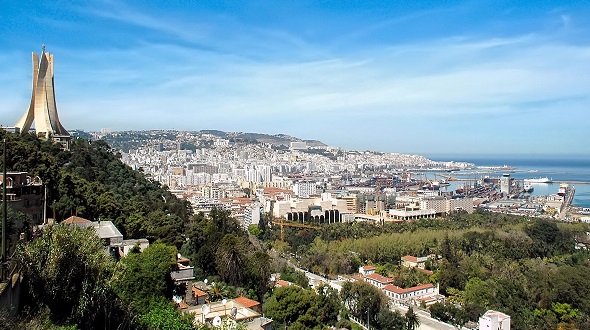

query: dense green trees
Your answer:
[139,299,193,330]
[113,243,178,312]
[181,208,273,301]
[340,281,386,326]
[278,265,309,288]
[0,131,191,248]
[262,211,589,330]
[15,224,196,330]
[263,285,340,329]
[15,224,126,329]
[2,132,278,329]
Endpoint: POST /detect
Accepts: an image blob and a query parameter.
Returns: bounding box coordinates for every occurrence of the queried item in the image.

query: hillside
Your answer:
[91,129,326,152]
[0,130,190,246]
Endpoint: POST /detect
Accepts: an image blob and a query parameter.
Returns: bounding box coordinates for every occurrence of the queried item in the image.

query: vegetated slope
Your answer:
[0,130,190,247]
[270,211,590,330]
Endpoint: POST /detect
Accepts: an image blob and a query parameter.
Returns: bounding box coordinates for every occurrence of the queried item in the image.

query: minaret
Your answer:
[15,45,70,148]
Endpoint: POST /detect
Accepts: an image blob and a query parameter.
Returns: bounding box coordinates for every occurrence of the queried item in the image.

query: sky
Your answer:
[1,0,589,156]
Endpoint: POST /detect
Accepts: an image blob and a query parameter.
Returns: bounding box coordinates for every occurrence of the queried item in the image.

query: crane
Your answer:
[271,220,319,242]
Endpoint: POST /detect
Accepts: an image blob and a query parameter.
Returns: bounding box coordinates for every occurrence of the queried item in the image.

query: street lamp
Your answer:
[1,138,7,281]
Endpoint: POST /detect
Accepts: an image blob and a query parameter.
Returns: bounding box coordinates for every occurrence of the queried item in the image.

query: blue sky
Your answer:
[1,0,589,156]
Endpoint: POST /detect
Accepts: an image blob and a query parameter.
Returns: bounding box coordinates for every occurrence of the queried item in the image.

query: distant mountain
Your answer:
[89,129,327,151]
[231,132,326,147]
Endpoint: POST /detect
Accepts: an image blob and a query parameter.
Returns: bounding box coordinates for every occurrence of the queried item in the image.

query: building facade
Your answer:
[1,172,44,225]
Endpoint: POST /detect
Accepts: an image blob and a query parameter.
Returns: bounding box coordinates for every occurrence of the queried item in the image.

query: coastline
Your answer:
[427,155,590,209]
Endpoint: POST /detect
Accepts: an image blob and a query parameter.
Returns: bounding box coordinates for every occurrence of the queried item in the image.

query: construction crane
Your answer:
[271,220,319,242]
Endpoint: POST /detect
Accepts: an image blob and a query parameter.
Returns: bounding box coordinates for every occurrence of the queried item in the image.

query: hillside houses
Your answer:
[358,264,445,307]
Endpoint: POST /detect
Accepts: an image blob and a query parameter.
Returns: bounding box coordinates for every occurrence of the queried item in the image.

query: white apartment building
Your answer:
[293,182,317,198]
[202,185,224,199]
[243,204,262,229]
[420,196,474,214]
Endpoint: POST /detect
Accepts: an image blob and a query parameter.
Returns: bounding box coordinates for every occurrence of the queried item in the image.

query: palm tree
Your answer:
[208,282,228,302]
[406,306,420,330]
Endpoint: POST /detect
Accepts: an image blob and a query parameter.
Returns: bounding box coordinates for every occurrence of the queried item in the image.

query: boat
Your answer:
[524,177,552,183]
[523,183,534,193]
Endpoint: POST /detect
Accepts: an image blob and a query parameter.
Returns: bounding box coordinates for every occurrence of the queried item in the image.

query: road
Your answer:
[391,304,468,330]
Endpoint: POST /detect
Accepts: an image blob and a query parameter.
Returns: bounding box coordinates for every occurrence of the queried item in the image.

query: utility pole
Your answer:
[1,138,7,281]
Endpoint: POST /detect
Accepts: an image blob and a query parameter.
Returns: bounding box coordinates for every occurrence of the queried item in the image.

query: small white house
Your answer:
[479,310,510,330]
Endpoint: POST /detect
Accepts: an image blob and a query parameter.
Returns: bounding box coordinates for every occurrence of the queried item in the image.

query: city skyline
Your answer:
[0,1,589,155]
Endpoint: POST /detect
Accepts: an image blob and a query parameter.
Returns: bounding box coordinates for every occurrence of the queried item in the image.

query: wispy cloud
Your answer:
[1,1,589,154]
[49,32,589,137]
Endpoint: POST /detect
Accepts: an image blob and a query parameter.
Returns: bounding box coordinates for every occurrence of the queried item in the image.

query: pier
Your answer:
[559,186,576,221]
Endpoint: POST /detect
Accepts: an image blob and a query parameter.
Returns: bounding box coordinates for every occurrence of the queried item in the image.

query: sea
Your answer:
[426,155,590,208]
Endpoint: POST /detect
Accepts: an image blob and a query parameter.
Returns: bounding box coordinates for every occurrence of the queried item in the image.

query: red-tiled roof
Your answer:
[352,273,364,281]
[383,283,434,294]
[178,256,191,265]
[234,296,260,309]
[365,273,393,284]
[401,255,418,262]
[417,268,434,275]
[62,216,92,224]
[483,310,510,321]
[276,280,291,287]
[192,287,207,297]
[232,197,253,205]
[362,265,376,270]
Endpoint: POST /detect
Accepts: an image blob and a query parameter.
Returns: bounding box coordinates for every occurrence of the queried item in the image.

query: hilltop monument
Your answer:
[14,45,71,149]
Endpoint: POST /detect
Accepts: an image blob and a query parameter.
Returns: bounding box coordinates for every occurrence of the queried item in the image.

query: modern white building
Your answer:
[243,204,262,229]
[479,310,510,330]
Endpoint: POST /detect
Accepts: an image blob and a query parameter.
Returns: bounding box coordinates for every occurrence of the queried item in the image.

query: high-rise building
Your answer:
[14,46,70,149]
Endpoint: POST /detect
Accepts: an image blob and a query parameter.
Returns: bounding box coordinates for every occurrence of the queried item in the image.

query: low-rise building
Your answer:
[183,297,272,330]
[359,265,376,276]
[479,310,510,330]
[401,255,435,269]
[364,273,394,289]
[383,283,439,305]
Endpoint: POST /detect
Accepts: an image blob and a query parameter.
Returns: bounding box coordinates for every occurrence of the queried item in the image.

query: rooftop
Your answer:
[365,273,394,284]
[482,310,511,321]
[383,283,434,294]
